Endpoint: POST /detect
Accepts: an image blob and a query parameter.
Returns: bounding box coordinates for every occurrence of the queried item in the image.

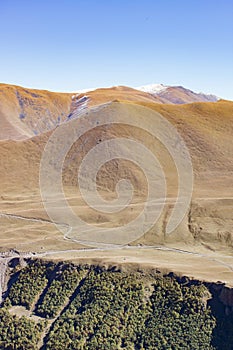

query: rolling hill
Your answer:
[0,83,221,141]
[0,83,232,288]
[0,84,72,140]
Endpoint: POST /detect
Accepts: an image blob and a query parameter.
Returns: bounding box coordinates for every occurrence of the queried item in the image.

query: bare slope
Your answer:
[73,85,164,107]
[0,98,233,285]
[136,84,219,104]
[0,84,164,140]
[1,83,221,141]
[1,100,232,193]
[156,86,218,104]
[0,84,72,140]
[0,100,232,252]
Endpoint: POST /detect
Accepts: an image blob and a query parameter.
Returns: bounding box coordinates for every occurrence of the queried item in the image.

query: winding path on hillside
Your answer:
[0,210,233,302]
[1,211,233,270]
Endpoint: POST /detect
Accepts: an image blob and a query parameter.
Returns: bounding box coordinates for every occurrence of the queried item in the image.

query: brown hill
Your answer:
[2,83,220,141]
[73,85,164,107]
[151,86,218,104]
[137,99,233,178]
[0,99,232,252]
[0,84,165,141]
[1,92,233,286]
[0,83,72,140]
[1,99,232,193]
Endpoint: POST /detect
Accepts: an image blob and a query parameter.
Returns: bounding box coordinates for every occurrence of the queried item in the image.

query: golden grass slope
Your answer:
[137,100,233,181]
[1,99,232,193]
[0,83,223,142]
[0,92,232,286]
[0,84,165,141]
[0,99,232,251]
[1,99,233,195]
[0,84,72,140]
[75,86,164,107]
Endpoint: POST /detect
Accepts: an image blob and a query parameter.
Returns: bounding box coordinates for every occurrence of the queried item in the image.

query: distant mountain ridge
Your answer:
[0,82,223,140]
[136,83,219,104]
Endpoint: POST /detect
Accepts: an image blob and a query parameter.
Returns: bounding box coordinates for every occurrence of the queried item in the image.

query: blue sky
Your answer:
[0,0,233,99]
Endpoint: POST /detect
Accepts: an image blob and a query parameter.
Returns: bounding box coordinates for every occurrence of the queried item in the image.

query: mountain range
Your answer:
[0,82,221,140]
[0,81,232,287]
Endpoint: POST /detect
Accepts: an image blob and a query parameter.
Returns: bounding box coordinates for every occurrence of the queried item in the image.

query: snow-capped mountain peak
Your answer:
[136,83,169,94]
[136,83,219,103]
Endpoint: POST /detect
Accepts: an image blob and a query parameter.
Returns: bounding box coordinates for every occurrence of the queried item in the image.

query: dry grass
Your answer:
[0,83,72,140]
[0,89,233,285]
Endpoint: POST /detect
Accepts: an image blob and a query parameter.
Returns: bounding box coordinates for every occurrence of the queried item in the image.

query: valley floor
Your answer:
[0,187,233,288]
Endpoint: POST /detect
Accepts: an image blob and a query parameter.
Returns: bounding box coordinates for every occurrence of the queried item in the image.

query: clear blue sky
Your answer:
[0,0,232,99]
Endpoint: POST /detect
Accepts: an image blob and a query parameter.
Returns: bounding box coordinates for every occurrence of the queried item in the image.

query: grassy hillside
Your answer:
[0,84,163,141]
[75,86,164,107]
[0,100,232,251]
[1,83,223,141]
[1,259,233,350]
[0,84,72,140]
[1,99,232,191]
